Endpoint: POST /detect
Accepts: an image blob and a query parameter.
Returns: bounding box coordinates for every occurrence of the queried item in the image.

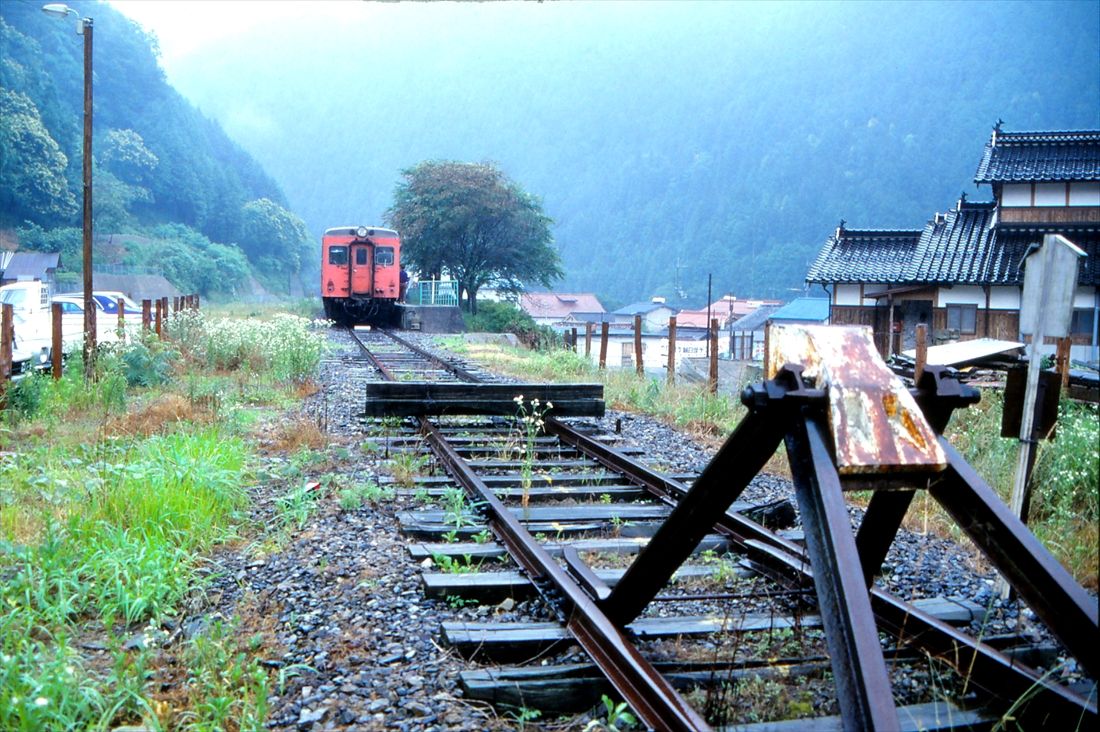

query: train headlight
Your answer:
[327,281,335,292]
[355,226,368,238]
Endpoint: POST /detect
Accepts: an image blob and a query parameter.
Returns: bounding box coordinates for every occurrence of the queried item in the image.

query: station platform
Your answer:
[398,304,464,333]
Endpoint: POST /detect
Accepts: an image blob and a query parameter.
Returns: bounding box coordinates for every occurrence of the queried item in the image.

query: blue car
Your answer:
[92,291,143,315]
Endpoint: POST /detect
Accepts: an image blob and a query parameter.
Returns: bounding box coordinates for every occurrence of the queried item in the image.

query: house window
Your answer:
[1070,308,1095,337]
[328,246,348,265]
[946,304,977,334]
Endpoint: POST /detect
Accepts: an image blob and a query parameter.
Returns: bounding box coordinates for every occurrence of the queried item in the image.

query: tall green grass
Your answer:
[0,430,250,729]
[167,310,327,383]
[946,389,1099,585]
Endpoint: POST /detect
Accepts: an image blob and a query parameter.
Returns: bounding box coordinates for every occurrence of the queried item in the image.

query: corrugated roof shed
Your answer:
[975,129,1100,183]
[613,300,673,316]
[770,298,830,323]
[730,305,781,332]
[0,251,59,280]
[520,292,606,319]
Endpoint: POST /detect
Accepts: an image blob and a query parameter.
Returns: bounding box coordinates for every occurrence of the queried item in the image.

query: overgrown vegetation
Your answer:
[944,388,1099,587]
[0,309,327,730]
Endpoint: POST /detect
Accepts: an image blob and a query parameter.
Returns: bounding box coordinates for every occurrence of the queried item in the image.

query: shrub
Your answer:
[463,301,559,348]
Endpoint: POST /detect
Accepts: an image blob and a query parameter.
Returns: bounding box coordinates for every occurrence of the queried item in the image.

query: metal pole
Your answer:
[81,17,95,379]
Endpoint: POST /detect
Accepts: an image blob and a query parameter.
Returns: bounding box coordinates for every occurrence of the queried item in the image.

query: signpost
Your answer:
[1000,234,1086,598]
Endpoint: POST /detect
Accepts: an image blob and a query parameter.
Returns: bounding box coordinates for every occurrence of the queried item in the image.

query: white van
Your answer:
[0,281,88,376]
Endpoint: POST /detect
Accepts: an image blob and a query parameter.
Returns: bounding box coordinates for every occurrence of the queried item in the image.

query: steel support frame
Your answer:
[419,419,711,731]
[784,411,900,730]
[548,371,1098,726]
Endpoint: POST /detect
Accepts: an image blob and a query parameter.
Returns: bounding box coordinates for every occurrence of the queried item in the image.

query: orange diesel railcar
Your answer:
[321,226,402,324]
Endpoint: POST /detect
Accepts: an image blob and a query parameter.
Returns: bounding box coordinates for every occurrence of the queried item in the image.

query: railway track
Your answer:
[346,326,1097,730]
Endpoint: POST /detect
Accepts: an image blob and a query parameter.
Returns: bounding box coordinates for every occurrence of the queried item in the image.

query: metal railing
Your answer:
[408,280,459,307]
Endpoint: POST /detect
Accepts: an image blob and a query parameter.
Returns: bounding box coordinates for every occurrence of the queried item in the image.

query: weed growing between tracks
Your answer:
[0,311,327,730]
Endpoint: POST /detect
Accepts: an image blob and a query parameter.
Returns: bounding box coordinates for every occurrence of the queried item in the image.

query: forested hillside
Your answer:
[161,1,1100,305]
[0,0,310,294]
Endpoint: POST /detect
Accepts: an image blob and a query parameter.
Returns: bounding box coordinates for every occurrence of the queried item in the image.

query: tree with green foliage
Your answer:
[237,198,311,276]
[0,87,77,223]
[387,161,562,313]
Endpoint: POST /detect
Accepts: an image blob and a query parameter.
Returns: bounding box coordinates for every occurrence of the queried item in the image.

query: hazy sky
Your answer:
[109,0,363,73]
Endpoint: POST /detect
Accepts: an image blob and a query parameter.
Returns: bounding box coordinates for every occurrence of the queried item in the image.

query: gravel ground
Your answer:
[186,328,1084,730]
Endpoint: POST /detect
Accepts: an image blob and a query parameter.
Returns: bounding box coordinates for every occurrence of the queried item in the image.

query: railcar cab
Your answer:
[321,225,401,323]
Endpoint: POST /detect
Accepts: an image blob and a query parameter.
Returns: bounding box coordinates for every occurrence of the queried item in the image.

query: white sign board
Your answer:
[1019,234,1087,338]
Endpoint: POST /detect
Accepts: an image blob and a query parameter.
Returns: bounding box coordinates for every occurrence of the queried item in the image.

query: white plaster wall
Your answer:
[1073,287,1098,308]
[835,284,862,306]
[1069,182,1100,206]
[936,286,985,307]
[1002,184,1031,206]
[989,287,1020,310]
[1034,183,1065,207]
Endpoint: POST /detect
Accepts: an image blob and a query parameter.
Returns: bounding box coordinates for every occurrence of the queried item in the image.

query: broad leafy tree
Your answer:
[0,88,77,223]
[237,198,312,275]
[387,161,562,313]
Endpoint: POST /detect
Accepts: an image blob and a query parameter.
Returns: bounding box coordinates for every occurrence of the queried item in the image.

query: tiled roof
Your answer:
[806,201,1099,287]
[520,292,605,318]
[909,202,1001,282]
[974,129,1100,183]
[805,229,923,284]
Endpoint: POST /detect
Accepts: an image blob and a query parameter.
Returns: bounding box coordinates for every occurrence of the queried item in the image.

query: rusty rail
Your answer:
[351,325,1097,730]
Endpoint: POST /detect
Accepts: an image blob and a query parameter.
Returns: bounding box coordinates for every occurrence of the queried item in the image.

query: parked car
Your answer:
[92,291,142,315]
[52,295,121,345]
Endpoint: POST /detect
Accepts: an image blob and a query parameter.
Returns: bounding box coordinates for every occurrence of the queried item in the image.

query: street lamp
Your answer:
[42,3,95,378]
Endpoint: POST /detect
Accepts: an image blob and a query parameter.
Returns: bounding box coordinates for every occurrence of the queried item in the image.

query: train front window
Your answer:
[328,246,348,265]
[356,248,368,265]
[376,247,394,266]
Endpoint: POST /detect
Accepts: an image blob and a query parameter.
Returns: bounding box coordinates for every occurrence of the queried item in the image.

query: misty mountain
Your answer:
[1,0,305,292]
[159,1,1098,305]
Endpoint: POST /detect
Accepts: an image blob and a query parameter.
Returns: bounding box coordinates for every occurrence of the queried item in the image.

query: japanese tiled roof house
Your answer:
[807,126,1099,362]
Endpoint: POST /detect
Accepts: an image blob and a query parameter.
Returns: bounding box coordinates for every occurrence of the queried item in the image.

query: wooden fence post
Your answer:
[914,324,928,384]
[142,299,152,331]
[708,318,719,393]
[599,322,609,370]
[155,299,163,337]
[585,322,593,359]
[667,316,677,385]
[194,293,200,310]
[0,304,12,398]
[117,297,125,336]
[1056,336,1072,389]
[634,314,643,376]
[52,303,63,380]
[570,327,578,353]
